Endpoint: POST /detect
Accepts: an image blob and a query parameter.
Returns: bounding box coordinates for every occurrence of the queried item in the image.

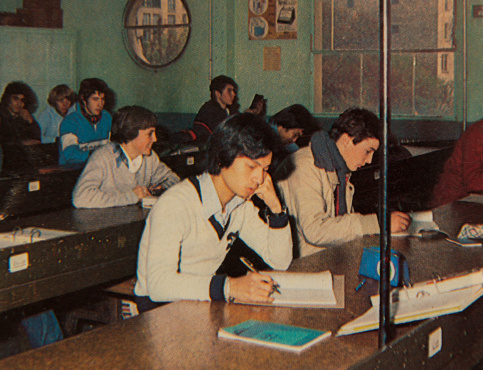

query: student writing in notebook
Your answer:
[134,113,292,311]
[275,107,411,257]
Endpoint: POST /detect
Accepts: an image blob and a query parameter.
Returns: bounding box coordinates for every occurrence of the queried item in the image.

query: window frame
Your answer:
[312,0,457,119]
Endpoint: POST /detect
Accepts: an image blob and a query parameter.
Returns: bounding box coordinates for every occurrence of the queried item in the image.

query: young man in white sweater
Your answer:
[72,105,179,208]
[134,113,292,311]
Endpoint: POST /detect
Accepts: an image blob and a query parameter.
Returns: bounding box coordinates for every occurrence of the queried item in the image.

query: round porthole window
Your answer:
[123,0,191,70]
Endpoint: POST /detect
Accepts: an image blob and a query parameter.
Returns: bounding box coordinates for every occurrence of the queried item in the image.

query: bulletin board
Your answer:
[248,0,297,40]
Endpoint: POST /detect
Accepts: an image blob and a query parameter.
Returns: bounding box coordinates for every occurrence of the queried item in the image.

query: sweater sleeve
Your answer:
[137,194,214,302]
[28,118,41,141]
[191,101,227,142]
[72,150,139,208]
[149,153,181,190]
[237,201,292,271]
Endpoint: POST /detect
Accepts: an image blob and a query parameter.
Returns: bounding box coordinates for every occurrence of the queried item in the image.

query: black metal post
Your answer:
[379,0,392,348]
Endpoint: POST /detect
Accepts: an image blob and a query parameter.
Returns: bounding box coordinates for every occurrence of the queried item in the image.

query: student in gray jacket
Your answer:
[72,105,179,208]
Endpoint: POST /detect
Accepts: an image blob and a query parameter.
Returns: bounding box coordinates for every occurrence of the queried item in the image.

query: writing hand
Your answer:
[229,272,277,303]
[391,211,411,232]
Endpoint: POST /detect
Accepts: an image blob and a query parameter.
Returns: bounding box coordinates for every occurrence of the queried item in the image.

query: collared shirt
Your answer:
[119,144,143,173]
[198,172,244,227]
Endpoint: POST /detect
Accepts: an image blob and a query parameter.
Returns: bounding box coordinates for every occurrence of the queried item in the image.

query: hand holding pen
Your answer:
[148,178,170,196]
[240,257,282,296]
[224,257,282,303]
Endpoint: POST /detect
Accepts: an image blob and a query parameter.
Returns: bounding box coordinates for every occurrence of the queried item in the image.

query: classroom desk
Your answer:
[0,205,148,313]
[0,200,481,368]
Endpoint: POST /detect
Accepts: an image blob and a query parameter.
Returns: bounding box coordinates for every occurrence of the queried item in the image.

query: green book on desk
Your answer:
[218,320,331,353]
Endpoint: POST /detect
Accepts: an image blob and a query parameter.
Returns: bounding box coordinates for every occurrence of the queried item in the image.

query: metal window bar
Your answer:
[379,0,392,348]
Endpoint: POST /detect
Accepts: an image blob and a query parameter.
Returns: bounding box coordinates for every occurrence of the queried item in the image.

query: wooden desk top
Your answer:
[1,201,481,368]
[0,204,149,234]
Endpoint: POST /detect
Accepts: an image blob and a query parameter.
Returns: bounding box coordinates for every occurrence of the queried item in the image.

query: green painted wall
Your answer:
[232,1,313,115]
[59,0,313,116]
[62,0,213,114]
[0,1,22,13]
[1,0,482,124]
[62,0,312,114]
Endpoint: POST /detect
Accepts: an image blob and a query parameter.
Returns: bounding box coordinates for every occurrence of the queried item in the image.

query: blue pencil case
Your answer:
[358,246,410,287]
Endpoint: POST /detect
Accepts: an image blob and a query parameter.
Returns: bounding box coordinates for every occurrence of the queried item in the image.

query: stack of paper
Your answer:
[392,210,443,237]
[337,269,483,336]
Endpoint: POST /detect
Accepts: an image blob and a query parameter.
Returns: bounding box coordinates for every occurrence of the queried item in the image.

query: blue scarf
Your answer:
[310,131,350,215]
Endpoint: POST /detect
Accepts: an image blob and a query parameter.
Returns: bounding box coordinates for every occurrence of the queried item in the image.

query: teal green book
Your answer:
[218,320,331,353]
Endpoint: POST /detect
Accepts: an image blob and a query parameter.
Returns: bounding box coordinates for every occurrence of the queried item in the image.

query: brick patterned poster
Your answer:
[248,0,297,40]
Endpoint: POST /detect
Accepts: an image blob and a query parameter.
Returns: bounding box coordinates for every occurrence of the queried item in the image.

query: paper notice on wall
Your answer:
[263,46,281,71]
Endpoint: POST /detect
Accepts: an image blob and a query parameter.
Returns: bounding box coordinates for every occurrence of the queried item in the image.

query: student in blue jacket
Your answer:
[59,78,112,166]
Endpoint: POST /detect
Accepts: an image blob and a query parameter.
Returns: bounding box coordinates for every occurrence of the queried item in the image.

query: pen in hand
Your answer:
[239,257,282,295]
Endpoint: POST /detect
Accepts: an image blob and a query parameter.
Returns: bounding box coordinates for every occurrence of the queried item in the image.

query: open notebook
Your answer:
[337,269,483,336]
[238,270,344,308]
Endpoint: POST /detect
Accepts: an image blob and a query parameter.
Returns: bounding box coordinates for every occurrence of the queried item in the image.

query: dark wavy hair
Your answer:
[110,105,157,144]
[207,113,281,175]
[270,104,318,132]
[328,107,381,144]
[78,78,116,112]
[0,81,38,113]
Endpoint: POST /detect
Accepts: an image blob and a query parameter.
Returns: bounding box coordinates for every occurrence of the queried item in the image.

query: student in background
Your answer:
[173,75,239,143]
[0,81,41,146]
[269,104,318,171]
[245,94,267,119]
[37,84,76,144]
[134,113,292,311]
[275,107,410,258]
[59,78,112,166]
[72,106,179,208]
[431,119,483,206]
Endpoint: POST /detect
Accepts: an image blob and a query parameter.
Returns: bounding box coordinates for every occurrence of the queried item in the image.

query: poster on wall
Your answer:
[248,0,297,40]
